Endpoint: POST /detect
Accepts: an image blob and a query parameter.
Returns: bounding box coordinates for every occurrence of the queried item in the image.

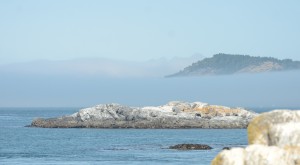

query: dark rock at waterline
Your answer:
[169,144,213,150]
[222,147,231,150]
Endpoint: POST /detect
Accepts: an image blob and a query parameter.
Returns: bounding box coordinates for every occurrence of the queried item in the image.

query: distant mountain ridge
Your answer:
[167,53,300,77]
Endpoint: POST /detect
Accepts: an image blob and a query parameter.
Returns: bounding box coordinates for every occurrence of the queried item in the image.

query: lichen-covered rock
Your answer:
[247,110,300,145]
[244,145,295,165]
[268,122,300,148]
[212,148,245,165]
[29,101,257,129]
[212,145,294,165]
[212,110,300,165]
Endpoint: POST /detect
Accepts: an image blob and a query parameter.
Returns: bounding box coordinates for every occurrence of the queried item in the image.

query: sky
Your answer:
[0,0,300,108]
[1,0,300,64]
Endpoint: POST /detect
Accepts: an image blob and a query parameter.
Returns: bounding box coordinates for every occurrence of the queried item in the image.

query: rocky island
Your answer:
[30,101,257,129]
[167,53,300,77]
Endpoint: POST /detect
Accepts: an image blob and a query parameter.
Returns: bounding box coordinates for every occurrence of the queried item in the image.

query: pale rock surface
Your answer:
[269,122,300,148]
[212,145,294,165]
[211,148,245,165]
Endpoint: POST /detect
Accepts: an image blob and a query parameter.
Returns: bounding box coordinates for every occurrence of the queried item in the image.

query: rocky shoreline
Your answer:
[29,101,257,129]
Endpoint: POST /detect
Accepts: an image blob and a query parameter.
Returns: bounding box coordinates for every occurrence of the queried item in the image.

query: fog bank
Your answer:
[0,71,299,108]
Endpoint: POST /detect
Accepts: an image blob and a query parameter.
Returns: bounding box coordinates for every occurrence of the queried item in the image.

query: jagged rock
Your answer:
[212,110,300,165]
[29,101,257,129]
[169,144,212,150]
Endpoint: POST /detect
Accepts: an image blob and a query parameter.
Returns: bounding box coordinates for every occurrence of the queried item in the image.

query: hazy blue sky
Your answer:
[1,0,300,108]
[1,0,300,64]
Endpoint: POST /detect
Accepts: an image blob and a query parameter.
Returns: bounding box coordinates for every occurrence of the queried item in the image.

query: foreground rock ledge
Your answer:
[212,110,300,165]
[30,101,257,129]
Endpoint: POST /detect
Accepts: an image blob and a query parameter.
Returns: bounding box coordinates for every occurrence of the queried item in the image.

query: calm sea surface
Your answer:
[0,107,297,165]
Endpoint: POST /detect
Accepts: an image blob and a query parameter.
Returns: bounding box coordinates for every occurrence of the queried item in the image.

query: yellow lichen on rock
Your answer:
[211,148,245,165]
[248,110,300,145]
[192,106,242,117]
[247,114,270,145]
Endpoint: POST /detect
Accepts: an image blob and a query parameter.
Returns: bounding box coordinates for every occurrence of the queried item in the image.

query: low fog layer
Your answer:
[0,70,299,108]
[0,55,203,78]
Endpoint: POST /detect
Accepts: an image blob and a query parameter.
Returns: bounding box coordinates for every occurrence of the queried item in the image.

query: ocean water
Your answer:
[0,107,297,165]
